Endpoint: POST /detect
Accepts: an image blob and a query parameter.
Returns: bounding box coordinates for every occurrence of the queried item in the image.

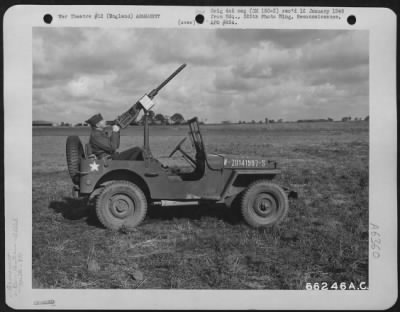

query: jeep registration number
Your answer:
[224,158,267,168]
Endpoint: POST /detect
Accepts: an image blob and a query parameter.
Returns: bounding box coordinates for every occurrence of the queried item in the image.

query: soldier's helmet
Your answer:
[86,113,103,127]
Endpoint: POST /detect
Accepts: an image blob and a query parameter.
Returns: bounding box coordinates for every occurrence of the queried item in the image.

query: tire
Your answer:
[66,136,84,185]
[96,181,147,231]
[241,181,289,228]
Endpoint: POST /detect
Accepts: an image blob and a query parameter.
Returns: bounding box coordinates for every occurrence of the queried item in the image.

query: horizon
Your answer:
[32,116,369,126]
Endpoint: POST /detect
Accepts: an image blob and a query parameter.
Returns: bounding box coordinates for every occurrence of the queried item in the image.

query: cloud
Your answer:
[147,29,223,66]
[215,29,349,49]
[67,76,103,97]
[303,31,368,69]
[33,28,369,123]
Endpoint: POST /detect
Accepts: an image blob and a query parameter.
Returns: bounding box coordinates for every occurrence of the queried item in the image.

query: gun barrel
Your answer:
[149,63,186,98]
[115,64,187,128]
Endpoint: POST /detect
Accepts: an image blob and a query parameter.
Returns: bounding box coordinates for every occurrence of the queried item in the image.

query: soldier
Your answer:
[86,113,143,160]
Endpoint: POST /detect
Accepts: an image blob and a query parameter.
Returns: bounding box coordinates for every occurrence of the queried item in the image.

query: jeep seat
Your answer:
[85,143,97,160]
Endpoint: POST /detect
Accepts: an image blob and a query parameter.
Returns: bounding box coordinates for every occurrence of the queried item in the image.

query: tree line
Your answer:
[40,114,371,127]
[131,112,185,125]
[73,112,187,127]
[233,116,369,124]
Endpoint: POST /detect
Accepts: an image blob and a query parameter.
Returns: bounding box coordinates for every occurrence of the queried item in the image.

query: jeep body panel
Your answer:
[79,156,228,200]
[79,153,280,202]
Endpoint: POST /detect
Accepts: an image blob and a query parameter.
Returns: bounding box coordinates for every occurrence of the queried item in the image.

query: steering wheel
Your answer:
[168,137,187,158]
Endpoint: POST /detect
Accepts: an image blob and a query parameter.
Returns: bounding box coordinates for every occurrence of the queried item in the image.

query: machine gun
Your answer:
[115,64,187,129]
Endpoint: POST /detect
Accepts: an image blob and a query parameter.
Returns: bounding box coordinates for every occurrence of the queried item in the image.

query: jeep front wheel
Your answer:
[96,181,147,231]
[241,181,288,228]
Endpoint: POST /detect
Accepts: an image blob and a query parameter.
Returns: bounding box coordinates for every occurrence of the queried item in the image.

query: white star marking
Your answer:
[89,161,100,172]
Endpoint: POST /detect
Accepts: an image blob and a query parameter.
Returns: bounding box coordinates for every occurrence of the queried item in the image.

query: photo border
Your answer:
[4,5,397,309]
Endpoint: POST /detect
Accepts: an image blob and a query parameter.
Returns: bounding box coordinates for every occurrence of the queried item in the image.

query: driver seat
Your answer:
[179,117,206,181]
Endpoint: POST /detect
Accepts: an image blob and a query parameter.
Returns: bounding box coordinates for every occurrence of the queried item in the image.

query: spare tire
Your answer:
[66,136,84,185]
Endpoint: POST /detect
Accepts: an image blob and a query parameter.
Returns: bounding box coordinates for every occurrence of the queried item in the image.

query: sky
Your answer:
[33,28,368,124]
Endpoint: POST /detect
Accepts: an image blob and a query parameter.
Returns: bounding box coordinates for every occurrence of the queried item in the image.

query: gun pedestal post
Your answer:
[143,111,152,167]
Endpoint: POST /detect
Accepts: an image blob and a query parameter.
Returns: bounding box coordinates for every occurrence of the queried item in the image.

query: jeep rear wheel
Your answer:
[241,181,288,228]
[66,136,84,185]
[96,181,147,231]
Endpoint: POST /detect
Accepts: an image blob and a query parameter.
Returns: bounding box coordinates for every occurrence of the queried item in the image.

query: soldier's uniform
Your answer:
[89,128,120,159]
[86,113,143,160]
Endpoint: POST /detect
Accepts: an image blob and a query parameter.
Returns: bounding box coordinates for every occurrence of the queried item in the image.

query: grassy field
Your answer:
[32,121,369,289]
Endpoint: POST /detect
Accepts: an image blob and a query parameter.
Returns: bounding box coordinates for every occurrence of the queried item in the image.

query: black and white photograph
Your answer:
[4,5,397,310]
[32,26,370,289]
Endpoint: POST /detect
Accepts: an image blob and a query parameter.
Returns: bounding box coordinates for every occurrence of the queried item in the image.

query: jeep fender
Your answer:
[219,170,280,203]
[88,169,151,200]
